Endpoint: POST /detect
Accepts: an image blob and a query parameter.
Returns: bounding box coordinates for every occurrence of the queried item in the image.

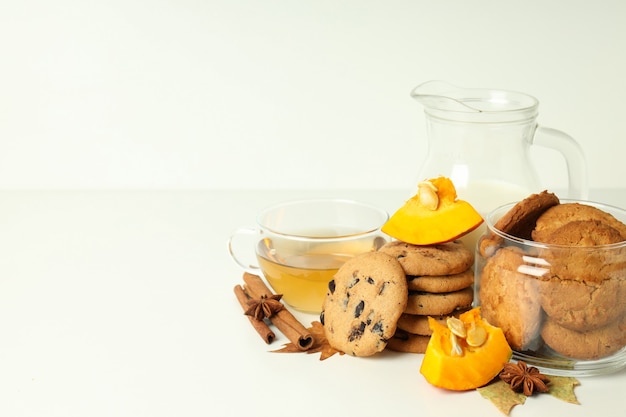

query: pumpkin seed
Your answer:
[447,317,467,338]
[466,324,487,347]
[450,333,464,356]
[417,181,439,211]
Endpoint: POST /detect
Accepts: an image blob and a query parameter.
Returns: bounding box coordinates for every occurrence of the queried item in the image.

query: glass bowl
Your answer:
[474,200,626,376]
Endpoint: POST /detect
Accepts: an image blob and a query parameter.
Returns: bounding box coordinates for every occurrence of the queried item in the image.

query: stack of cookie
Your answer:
[379,240,475,353]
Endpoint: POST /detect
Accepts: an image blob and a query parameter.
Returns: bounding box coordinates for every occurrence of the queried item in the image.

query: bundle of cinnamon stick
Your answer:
[234,273,313,351]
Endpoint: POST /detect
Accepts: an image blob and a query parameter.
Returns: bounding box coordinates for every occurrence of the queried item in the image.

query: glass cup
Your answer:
[474,200,626,376]
[228,199,389,314]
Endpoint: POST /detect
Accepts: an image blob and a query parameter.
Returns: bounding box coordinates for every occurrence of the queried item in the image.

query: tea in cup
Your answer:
[228,199,389,313]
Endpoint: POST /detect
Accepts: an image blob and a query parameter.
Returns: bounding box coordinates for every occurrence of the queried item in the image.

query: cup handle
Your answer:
[227,228,261,274]
[533,126,589,199]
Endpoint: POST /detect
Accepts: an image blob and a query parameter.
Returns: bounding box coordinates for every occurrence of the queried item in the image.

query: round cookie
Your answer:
[541,315,626,360]
[532,202,626,243]
[407,269,474,293]
[396,314,434,336]
[379,240,473,276]
[405,287,473,316]
[479,190,559,257]
[396,309,469,336]
[386,330,430,354]
[538,220,626,283]
[478,246,544,351]
[539,276,626,332]
[542,219,624,246]
[491,190,560,240]
[321,251,408,357]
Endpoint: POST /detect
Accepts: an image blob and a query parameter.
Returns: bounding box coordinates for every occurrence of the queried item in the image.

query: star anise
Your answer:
[499,360,550,396]
[244,294,284,320]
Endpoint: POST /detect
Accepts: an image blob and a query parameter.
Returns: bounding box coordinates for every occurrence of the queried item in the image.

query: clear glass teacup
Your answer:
[228,199,389,314]
[474,200,626,376]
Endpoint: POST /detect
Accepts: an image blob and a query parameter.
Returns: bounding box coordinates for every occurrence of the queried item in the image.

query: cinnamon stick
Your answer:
[234,284,275,344]
[242,272,314,351]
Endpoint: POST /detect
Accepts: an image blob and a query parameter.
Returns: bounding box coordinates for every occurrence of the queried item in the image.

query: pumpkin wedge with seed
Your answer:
[382,177,483,245]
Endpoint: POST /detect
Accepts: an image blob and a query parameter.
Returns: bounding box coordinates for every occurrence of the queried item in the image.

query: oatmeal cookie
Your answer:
[533,202,626,243]
[541,315,626,360]
[538,219,626,283]
[478,247,544,351]
[539,275,626,332]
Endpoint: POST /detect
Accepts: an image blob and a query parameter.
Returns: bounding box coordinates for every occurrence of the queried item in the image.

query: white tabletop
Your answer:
[0,188,624,417]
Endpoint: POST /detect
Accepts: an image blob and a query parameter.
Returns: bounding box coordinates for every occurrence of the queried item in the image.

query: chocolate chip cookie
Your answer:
[406,269,474,293]
[386,329,430,354]
[396,309,469,336]
[321,251,408,356]
[379,240,473,276]
[405,287,473,316]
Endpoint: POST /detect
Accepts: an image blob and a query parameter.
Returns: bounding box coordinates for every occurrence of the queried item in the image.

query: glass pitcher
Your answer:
[411,80,588,216]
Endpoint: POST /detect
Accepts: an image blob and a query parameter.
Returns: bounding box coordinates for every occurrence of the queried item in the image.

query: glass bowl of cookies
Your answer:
[474,191,626,376]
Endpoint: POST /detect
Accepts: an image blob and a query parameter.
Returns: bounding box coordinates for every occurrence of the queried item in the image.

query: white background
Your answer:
[1,0,625,191]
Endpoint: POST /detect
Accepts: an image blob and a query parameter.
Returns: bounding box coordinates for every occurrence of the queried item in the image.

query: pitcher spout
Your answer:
[411,80,481,113]
[411,80,539,122]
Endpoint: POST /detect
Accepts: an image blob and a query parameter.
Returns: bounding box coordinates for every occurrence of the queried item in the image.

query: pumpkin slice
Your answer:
[382,177,483,245]
[420,307,512,391]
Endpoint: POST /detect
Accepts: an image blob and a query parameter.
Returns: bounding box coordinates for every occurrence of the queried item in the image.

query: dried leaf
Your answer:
[547,376,580,404]
[478,374,581,415]
[477,379,527,415]
[272,321,344,360]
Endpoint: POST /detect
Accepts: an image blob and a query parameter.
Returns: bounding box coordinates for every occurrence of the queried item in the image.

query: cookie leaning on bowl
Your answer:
[478,190,560,258]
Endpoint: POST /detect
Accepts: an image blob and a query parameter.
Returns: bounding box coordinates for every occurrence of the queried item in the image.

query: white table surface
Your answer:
[0,188,624,417]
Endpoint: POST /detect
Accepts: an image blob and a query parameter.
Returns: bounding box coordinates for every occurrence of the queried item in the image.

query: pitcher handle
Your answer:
[533,126,589,200]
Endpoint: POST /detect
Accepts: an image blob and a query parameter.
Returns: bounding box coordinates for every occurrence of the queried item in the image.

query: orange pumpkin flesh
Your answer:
[420,307,512,391]
[381,177,483,245]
